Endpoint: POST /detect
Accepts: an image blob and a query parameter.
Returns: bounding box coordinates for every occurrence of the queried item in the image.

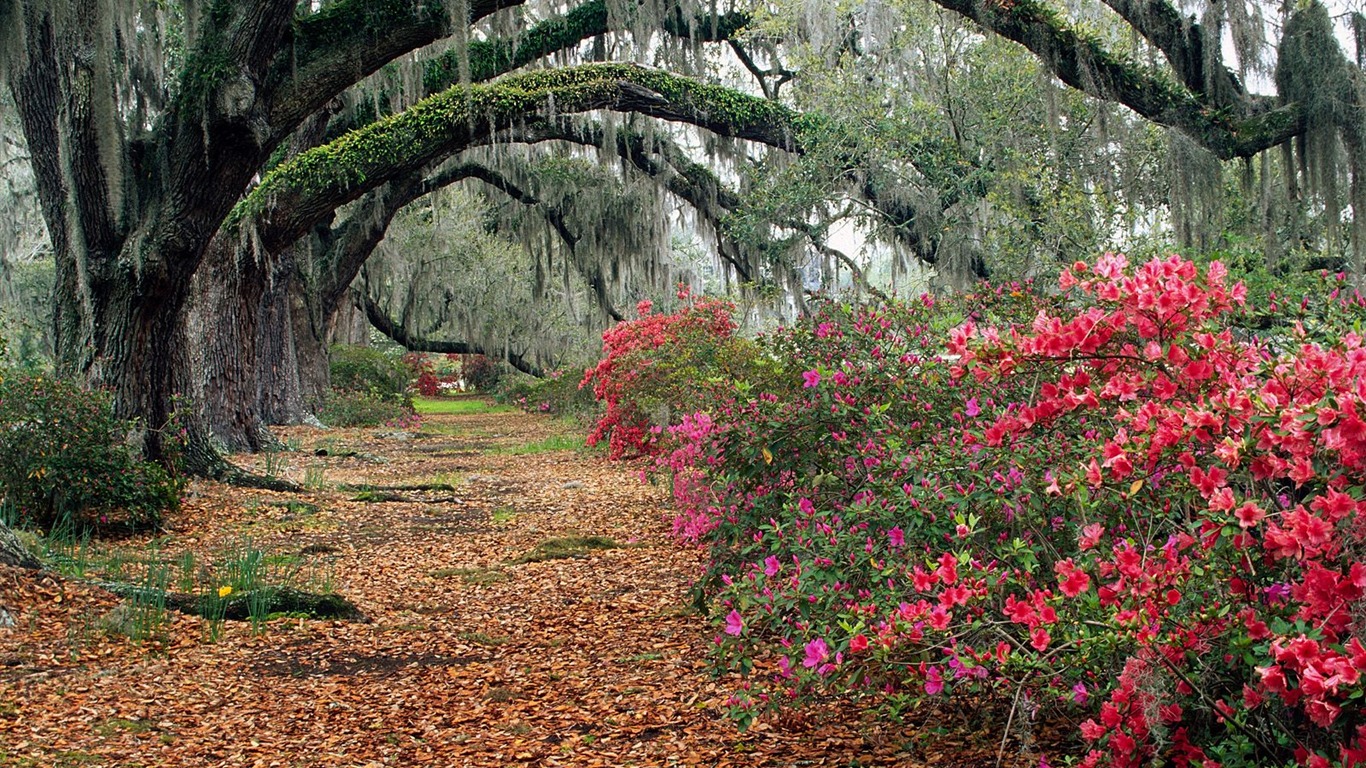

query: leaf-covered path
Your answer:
[2,406,1039,767]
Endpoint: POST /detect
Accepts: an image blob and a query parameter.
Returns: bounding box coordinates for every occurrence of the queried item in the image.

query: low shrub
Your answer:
[499,368,599,419]
[0,372,182,532]
[580,293,772,458]
[329,344,412,402]
[463,355,503,392]
[318,390,412,427]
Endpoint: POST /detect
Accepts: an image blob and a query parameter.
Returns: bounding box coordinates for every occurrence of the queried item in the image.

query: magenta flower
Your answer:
[924,666,944,695]
[803,638,829,669]
[1072,682,1089,705]
[887,526,905,547]
[724,609,744,636]
[764,555,781,578]
[802,369,821,388]
[965,397,980,417]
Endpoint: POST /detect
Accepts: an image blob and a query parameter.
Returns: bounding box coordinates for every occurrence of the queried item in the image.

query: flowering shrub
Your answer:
[581,294,768,459]
[404,352,441,397]
[462,355,503,392]
[616,256,1366,766]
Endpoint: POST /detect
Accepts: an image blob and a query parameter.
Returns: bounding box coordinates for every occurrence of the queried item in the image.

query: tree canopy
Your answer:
[0,0,1362,472]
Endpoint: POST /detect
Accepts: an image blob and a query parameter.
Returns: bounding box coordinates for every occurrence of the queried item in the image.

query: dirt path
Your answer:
[1,407,1031,767]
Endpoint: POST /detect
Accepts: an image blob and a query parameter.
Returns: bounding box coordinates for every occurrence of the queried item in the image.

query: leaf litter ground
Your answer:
[1,406,1061,766]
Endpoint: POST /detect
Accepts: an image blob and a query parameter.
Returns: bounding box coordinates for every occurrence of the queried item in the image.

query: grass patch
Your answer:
[430,566,510,585]
[491,433,584,455]
[510,535,621,564]
[460,631,510,647]
[93,717,155,737]
[413,397,513,416]
[490,506,516,525]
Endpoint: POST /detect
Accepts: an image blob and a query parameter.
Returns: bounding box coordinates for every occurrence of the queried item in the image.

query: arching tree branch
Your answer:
[233,64,805,253]
[360,293,545,377]
[923,0,1302,159]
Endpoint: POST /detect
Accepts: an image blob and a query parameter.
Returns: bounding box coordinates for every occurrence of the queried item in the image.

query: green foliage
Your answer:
[498,369,599,420]
[318,389,411,427]
[0,372,183,532]
[328,344,413,402]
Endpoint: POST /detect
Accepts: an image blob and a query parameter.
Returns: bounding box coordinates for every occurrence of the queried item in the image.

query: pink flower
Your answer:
[763,555,781,577]
[1234,501,1265,528]
[887,526,905,547]
[724,609,744,636]
[802,369,822,388]
[924,666,944,695]
[965,397,980,417]
[1072,682,1088,705]
[803,638,829,669]
[849,634,869,652]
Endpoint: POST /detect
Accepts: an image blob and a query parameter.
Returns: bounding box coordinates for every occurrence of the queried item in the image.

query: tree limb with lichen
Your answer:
[924,0,1303,159]
[232,64,805,253]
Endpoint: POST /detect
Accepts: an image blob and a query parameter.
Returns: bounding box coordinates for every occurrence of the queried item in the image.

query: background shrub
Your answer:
[463,355,503,391]
[498,369,599,420]
[0,372,182,532]
[328,344,412,402]
[317,390,412,427]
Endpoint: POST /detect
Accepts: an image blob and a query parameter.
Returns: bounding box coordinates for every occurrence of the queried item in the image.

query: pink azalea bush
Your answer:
[585,255,1366,766]
[580,291,765,459]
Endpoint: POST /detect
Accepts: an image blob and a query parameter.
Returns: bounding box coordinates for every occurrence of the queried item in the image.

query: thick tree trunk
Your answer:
[189,237,272,453]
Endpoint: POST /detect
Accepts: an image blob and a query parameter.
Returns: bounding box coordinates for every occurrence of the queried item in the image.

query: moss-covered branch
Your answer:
[360,294,545,377]
[926,0,1303,158]
[1097,0,1246,102]
[325,0,751,140]
[234,64,804,252]
[273,0,533,126]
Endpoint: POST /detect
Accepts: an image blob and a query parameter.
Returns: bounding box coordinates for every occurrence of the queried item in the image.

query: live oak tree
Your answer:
[0,1,800,472]
[2,0,1361,476]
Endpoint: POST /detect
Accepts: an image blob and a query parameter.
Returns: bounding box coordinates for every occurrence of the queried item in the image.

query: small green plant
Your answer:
[261,448,287,480]
[119,557,172,643]
[490,506,516,524]
[175,550,197,593]
[303,463,327,490]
